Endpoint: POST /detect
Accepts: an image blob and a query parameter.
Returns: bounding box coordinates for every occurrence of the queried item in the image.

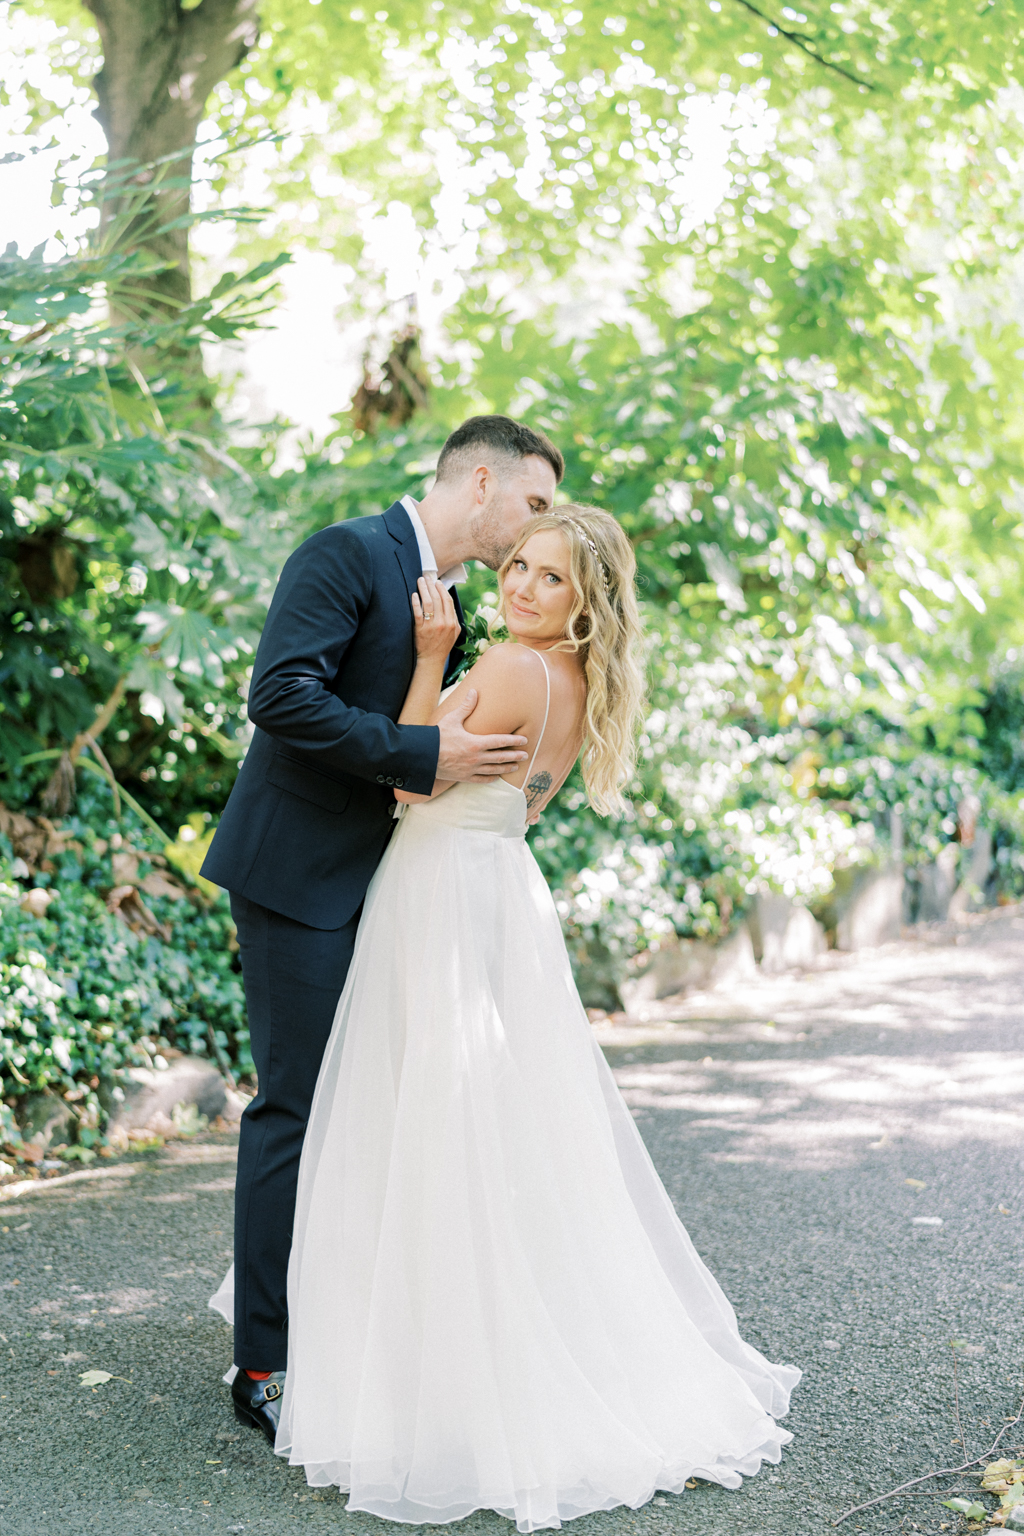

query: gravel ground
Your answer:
[2,909,1022,1536]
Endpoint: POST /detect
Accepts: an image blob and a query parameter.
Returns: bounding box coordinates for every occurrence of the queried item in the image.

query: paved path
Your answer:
[2,910,1022,1536]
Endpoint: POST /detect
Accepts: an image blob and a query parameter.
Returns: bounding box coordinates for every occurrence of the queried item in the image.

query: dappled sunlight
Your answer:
[609,916,1024,1042]
[737,1051,1024,1104]
[621,1089,765,1115]
[600,913,1024,1171]
[613,1044,1024,1170]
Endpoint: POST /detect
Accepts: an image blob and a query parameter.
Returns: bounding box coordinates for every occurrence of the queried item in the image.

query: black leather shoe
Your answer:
[232,1369,286,1445]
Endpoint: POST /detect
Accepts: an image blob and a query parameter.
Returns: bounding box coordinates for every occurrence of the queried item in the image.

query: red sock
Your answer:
[244,1369,272,1380]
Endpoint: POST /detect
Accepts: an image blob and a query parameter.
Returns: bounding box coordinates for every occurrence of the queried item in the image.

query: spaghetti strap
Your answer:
[524,649,551,781]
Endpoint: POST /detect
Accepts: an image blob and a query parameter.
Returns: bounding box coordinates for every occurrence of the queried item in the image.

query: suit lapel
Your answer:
[443,586,469,687]
[382,501,423,594]
[382,501,469,687]
[382,502,423,673]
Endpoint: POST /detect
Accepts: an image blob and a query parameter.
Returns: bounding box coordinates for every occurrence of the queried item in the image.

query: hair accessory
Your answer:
[556,516,611,594]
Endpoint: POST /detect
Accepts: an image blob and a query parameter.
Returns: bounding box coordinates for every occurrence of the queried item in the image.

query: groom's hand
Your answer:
[436,689,528,782]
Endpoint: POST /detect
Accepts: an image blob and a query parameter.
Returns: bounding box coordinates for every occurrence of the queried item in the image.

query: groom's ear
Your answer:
[472,464,494,504]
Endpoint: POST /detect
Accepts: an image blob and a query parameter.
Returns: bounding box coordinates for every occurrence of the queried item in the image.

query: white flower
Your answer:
[475,638,492,655]
[478,604,499,626]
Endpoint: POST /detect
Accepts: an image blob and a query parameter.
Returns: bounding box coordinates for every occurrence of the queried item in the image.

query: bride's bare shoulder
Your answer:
[470,641,583,696]
[433,642,578,734]
[471,641,545,678]
[433,643,548,732]
[473,641,547,690]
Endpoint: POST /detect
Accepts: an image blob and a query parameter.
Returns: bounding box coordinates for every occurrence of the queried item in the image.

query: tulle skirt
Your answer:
[218,785,799,1530]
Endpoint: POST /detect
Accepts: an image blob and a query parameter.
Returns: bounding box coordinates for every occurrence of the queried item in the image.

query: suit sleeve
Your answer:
[245,526,440,795]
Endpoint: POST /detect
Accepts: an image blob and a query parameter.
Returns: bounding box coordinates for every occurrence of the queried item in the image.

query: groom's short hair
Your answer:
[435,415,564,485]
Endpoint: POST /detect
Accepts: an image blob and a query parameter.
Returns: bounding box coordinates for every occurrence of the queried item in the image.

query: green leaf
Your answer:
[79,1370,113,1387]
[137,607,230,686]
[5,291,91,324]
[124,656,186,727]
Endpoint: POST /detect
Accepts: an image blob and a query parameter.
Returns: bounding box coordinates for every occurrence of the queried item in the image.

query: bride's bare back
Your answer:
[428,642,586,816]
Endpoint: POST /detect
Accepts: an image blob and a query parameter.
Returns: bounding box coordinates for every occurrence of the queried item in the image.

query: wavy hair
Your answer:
[496,504,646,816]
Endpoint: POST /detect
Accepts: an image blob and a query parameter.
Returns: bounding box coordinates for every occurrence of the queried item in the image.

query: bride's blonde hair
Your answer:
[496,504,646,816]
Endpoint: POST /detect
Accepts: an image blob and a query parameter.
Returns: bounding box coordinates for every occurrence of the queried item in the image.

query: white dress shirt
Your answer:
[400,495,467,589]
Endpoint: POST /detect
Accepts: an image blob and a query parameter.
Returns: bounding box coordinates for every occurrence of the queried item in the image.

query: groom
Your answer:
[201,414,564,1439]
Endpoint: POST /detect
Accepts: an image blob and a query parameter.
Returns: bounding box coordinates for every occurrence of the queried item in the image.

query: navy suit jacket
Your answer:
[201,502,466,930]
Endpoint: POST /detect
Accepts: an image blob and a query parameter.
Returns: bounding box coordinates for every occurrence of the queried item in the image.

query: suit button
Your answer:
[386,777,395,786]
[395,778,404,788]
[376,775,385,784]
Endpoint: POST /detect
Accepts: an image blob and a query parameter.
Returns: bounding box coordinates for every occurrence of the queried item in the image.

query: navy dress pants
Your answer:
[230,891,360,1370]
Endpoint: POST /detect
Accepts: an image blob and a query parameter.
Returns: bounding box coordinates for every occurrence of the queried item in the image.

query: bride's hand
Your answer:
[411,577,460,661]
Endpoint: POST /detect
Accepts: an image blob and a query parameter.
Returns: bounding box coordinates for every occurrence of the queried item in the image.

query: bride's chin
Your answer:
[507,621,558,644]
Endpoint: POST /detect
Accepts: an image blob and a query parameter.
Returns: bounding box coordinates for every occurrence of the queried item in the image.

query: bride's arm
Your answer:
[397,577,461,727]
[395,643,534,803]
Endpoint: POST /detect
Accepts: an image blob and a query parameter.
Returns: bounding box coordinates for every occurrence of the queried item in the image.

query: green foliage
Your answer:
[0,781,249,1153]
[18,0,1024,308]
[0,235,294,821]
[5,0,1024,1030]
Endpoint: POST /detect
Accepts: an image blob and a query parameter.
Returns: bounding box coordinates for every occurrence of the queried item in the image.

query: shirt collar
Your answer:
[400,495,467,589]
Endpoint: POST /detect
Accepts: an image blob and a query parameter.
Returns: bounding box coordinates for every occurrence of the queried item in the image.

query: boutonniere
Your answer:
[447,601,507,686]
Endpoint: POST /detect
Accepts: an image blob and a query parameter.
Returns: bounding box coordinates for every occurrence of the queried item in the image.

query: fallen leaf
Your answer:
[110,851,140,886]
[139,870,188,902]
[1002,1482,1024,1510]
[941,1498,987,1519]
[105,884,171,941]
[984,1459,1024,1486]
[905,1178,927,1189]
[999,1205,1011,1215]
[79,1369,112,1387]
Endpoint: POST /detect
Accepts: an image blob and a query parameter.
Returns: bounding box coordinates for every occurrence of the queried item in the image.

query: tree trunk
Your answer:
[83,0,259,323]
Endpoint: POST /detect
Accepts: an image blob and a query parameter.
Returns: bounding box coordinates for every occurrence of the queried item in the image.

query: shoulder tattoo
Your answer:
[524,770,552,811]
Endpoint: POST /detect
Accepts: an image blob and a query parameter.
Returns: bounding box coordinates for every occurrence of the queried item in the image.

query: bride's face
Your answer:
[502,529,577,644]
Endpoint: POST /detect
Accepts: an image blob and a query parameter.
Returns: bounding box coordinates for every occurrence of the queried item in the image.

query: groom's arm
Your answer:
[246,526,440,795]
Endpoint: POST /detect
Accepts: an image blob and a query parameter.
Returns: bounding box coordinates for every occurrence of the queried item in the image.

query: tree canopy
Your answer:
[3,0,1024,1096]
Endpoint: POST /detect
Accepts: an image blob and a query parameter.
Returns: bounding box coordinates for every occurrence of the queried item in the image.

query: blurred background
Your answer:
[3,0,1024,1152]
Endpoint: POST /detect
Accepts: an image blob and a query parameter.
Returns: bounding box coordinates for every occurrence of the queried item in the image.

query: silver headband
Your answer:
[555,516,611,594]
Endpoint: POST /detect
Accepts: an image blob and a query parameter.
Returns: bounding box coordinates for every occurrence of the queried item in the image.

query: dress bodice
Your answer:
[403,779,528,839]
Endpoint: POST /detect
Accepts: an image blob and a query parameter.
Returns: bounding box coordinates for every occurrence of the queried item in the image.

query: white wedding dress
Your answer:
[211,661,799,1531]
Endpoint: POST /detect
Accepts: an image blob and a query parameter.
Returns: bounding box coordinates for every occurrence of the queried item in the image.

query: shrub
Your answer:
[0,779,248,1157]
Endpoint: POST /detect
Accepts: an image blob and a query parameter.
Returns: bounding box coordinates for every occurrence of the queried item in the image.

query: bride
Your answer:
[215,504,799,1531]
